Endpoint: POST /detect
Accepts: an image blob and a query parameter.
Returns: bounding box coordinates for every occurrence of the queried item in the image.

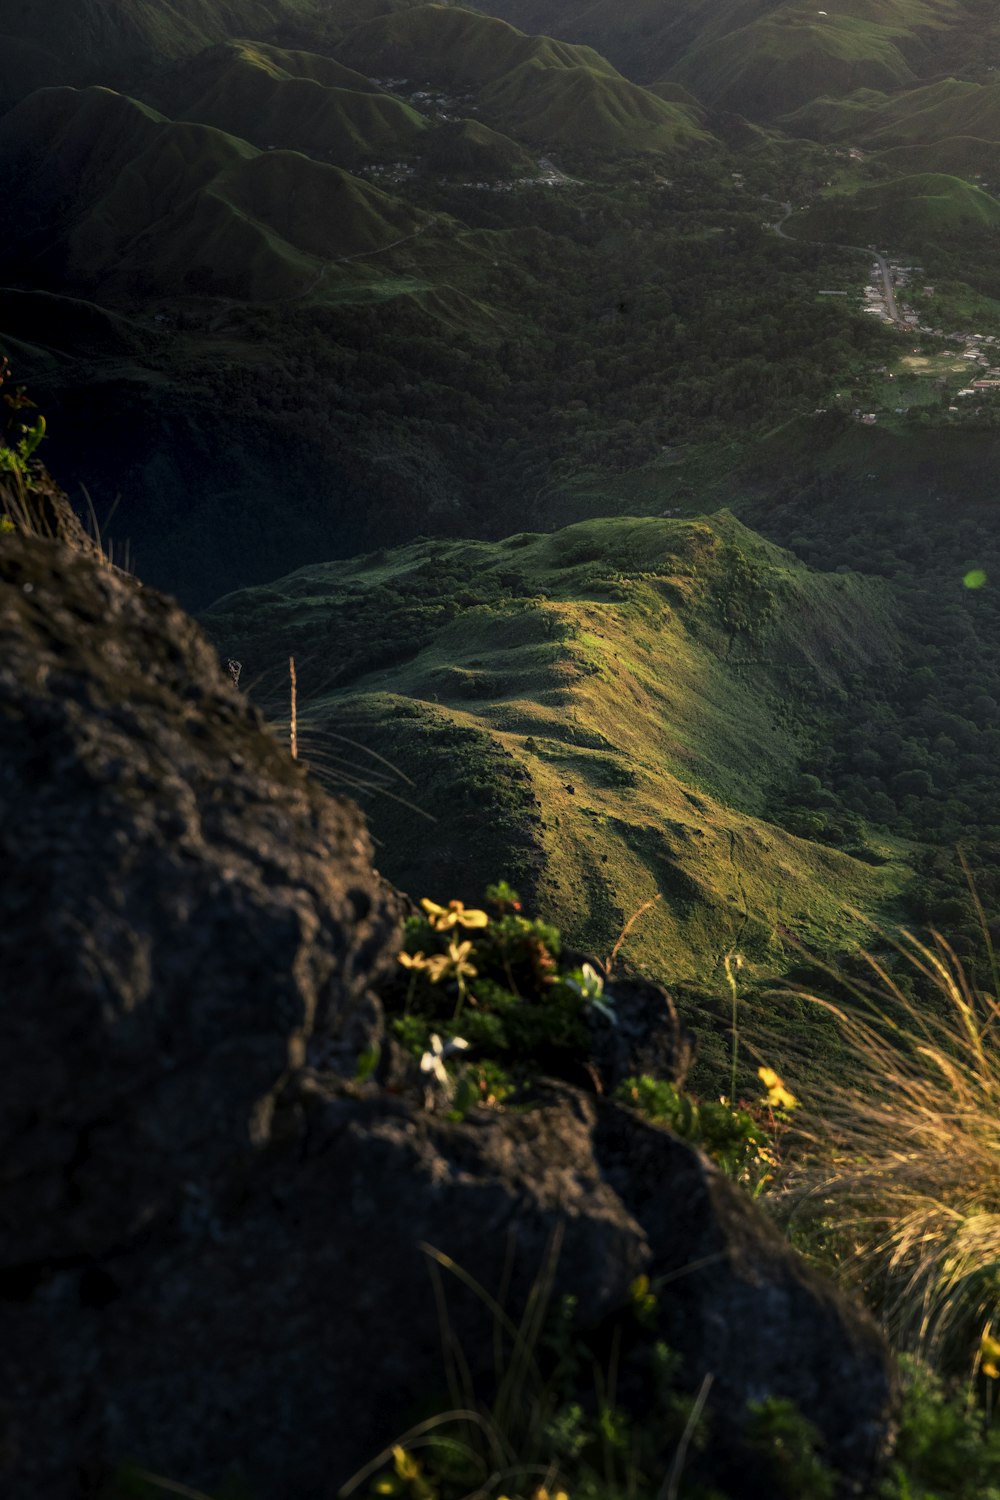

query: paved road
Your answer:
[771,201,903,325]
[871,251,899,321]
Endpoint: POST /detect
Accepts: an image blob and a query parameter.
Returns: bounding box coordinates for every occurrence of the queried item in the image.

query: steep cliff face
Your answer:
[0,528,894,1498]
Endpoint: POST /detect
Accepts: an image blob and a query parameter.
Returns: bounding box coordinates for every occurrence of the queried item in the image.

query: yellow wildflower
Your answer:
[981,1330,1000,1379]
[758,1065,798,1112]
[420,897,489,931]
[397,950,430,970]
[425,939,478,985]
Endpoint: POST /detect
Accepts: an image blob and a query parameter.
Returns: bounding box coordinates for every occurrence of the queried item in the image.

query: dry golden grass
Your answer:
[782,923,1000,1380]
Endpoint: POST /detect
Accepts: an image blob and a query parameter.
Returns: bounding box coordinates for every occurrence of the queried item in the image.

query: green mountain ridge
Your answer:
[470,0,963,93]
[204,511,911,986]
[786,74,1000,138]
[666,13,919,122]
[0,0,323,103]
[0,85,444,300]
[334,4,711,150]
[146,39,431,165]
[790,170,1000,245]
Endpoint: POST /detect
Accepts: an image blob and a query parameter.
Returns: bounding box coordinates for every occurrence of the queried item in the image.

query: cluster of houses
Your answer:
[861,262,921,327]
[846,253,1000,418]
[369,78,473,122]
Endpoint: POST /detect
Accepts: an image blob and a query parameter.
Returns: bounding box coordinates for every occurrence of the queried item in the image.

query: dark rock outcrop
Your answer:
[586,966,697,1094]
[0,534,894,1499]
[0,463,100,555]
[0,531,402,1272]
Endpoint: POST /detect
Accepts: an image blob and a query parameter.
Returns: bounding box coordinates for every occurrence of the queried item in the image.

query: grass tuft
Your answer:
[783,924,1000,1380]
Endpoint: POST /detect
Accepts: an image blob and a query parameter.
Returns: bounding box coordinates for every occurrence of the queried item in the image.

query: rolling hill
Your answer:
[784,73,1000,183]
[332,5,711,152]
[784,76,1000,142]
[203,512,911,988]
[666,12,920,122]
[789,171,1000,246]
[146,39,430,166]
[877,136,1000,178]
[0,0,322,104]
[470,0,963,89]
[336,3,624,86]
[0,85,442,300]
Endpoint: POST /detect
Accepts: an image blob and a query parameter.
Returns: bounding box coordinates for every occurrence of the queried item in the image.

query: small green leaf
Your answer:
[354,1044,381,1083]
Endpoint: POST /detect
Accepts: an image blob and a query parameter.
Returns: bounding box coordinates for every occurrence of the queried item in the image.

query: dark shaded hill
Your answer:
[0,0,322,105]
[333,4,710,151]
[0,85,440,299]
[146,38,430,165]
[788,171,1000,249]
[470,0,963,94]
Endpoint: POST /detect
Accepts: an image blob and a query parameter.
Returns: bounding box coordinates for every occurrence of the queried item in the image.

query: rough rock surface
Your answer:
[586,967,697,1093]
[0,532,402,1271]
[0,534,894,1499]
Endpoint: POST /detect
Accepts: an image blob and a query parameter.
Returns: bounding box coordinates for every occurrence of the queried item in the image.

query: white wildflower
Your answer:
[566,963,617,1025]
[419,1033,470,1088]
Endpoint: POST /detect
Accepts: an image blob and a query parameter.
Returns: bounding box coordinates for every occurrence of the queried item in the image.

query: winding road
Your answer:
[771,200,902,325]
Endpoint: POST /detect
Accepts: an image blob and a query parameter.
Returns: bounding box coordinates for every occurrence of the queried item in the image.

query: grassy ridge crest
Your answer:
[204,513,911,984]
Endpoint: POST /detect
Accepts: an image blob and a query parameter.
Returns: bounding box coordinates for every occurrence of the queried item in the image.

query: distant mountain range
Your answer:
[470,0,967,100]
[2,0,1000,608]
[0,0,323,101]
[7,0,1000,984]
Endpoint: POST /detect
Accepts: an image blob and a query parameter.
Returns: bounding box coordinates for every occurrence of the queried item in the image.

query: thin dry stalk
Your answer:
[129,1473,216,1500]
[606,894,662,976]
[661,1373,714,1500]
[289,655,298,760]
[251,654,433,818]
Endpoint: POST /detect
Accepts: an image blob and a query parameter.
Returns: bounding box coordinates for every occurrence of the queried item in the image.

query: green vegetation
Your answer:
[668,13,919,122]
[10,1,1000,1495]
[148,40,431,165]
[204,513,912,992]
[879,1358,1000,1500]
[0,0,324,103]
[366,891,1000,1500]
[790,172,1000,246]
[0,355,45,494]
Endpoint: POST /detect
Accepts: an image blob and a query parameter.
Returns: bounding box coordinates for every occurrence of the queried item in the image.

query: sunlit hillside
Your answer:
[204,513,911,984]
